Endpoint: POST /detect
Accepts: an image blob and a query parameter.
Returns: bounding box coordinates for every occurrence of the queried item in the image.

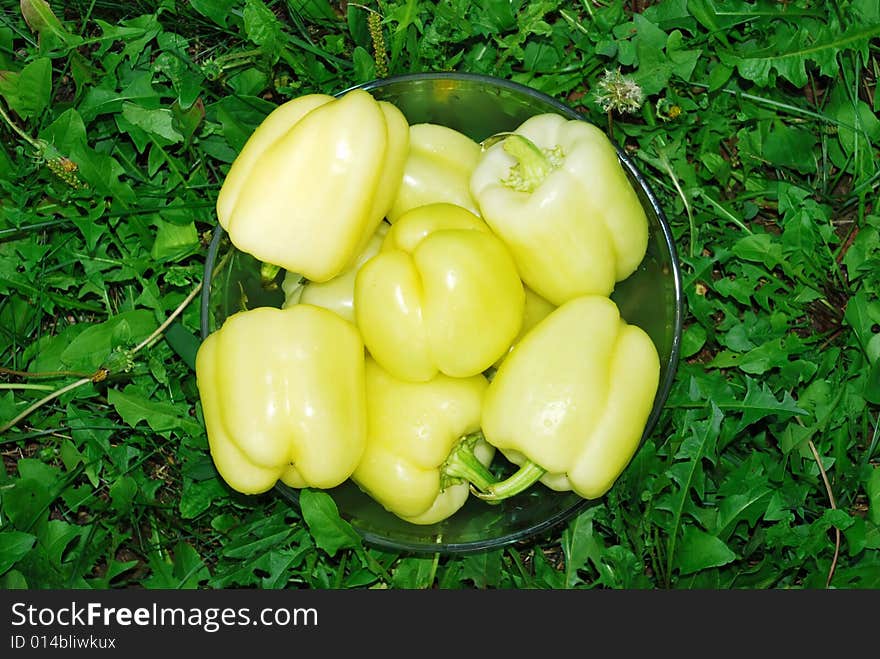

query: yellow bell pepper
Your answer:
[195,304,367,495]
[216,89,409,283]
[352,357,496,525]
[386,123,483,223]
[469,113,649,305]
[354,202,525,382]
[492,286,555,368]
[281,221,390,324]
[477,295,660,501]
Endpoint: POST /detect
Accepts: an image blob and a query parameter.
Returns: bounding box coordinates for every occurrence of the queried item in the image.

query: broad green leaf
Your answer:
[675,527,737,575]
[666,29,702,81]
[68,141,136,203]
[190,0,239,27]
[687,0,824,34]
[85,558,139,589]
[121,102,184,145]
[844,517,880,556]
[863,359,880,405]
[179,476,228,520]
[523,40,561,73]
[298,489,362,557]
[351,46,376,83]
[666,404,723,577]
[20,0,79,49]
[736,377,807,429]
[0,390,16,425]
[59,484,92,513]
[171,541,210,589]
[532,547,566,589]
[77,73,160,123]
[163,321,200,372]
[210,95,277,152]
[719,21,880,87]
[109,475,137,513]
[108,386,203,436]
[561,506,603,588]
[226,68,270,96]
[761,121,819,174]
[707,62,734,91]
[458,549,504,589]
[707,341,787,375]
[842,224,879,283]
[0,57,52,119]
[69,205,107,253]
[243,0,284,53]
[631,14,673,95]
[41,519,87,569]
[93,15,162,62]
[391,557,437,589]
[687,0,724,35]
[171,98,205,145]
[731,232,783,270]
[844,291,880,362]
[220,527,294,560]
[151,218,199,262]
[680,323,707,358]
[60,310,157,372]
[251,545,313,588]
[2,477,54,529]
[152,33,205,109]
[61,409,108,489]
[826,84,880,182]
[716,486,773,541]
[1,570,29,590]
[39,107,87,153]
[0,531,36,576]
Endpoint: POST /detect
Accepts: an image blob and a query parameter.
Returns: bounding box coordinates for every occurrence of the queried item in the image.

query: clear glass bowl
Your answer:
[200,72,684,555]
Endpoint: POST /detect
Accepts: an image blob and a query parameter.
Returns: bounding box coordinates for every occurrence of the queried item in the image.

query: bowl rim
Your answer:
[200,72,684,555]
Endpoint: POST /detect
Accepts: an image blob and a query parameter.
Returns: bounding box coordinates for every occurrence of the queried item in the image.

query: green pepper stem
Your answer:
[502,134,551,193]
[442,432,498,493]
[471,460,546,503]
[260,262,282,289]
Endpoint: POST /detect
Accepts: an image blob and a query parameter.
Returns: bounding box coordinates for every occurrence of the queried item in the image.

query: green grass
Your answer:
[1,0,878,589]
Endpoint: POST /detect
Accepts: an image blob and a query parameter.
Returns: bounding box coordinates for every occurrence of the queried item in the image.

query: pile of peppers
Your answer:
[196,88,661,525]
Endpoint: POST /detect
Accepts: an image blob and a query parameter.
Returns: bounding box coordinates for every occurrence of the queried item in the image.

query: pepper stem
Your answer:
[501,134,552,193]
[441,432,498,493]
[260,262,282,289]
[471,460,546,503]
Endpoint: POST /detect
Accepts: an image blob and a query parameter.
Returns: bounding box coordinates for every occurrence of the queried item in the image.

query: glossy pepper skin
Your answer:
[386,123,483,223]
[354,202,525,382]
[352,358,496,525]
[195,304,367,495]
[281,221,390,324]
[216,89,409,283]
[492,287,555,368]
[469,113,649,305]
[479,295,660,501]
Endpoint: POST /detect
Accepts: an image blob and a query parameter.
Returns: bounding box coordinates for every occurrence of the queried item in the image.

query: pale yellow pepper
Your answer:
[216,89,409,283]
[470,113,649,305]
[352,357,496,525]
[195,305,367,495]
[493,286,556,368]
[478,295,660,501]
[386,123,483,223]
[354,202,525,382]
[281,221,390,324]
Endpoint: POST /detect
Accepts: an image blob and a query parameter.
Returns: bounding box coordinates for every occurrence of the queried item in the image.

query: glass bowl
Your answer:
[199,72,684,555]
